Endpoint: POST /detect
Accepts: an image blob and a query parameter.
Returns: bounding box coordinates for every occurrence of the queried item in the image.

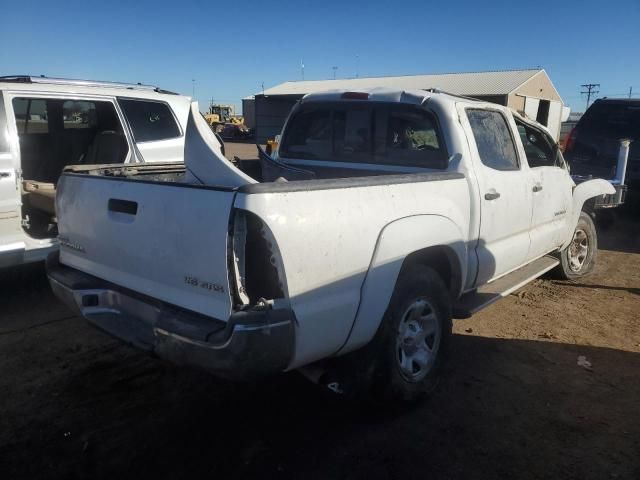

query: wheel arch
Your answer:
[337,214,467,355]
[562,178,615,249]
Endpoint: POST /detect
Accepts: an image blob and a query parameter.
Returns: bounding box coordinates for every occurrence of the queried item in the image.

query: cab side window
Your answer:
[515,119,563,168]
[467,109,519,171]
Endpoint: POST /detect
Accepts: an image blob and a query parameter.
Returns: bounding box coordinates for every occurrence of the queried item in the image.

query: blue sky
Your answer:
[2,0,638,113]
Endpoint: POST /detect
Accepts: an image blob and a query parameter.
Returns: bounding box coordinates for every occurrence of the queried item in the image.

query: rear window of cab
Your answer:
[279,103,448,169]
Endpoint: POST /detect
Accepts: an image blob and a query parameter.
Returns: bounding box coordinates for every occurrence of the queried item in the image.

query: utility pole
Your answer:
[192,79,195,98]
[581,83,600,110]
[301,60,305,81]
[332,66,338,80]
[629,86,633,98]
[356,55,359,78]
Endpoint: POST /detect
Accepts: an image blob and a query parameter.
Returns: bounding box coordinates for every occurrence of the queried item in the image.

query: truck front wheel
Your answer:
[554,211,598,280]
[367,265,452,403]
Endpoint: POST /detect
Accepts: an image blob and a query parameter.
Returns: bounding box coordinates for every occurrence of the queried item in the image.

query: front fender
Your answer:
[562,178,615,249]
[338,215,467,355]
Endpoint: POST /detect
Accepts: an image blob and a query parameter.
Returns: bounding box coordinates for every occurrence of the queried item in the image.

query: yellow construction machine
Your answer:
[203,103,244,132]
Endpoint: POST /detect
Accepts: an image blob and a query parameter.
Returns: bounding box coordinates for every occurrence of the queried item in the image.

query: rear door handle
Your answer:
[0,172,10,178]
[484,191,501,200]
[532,184,543,192]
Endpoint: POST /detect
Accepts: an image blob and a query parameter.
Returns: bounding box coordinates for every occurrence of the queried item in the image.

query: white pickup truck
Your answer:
[47,89,614,401]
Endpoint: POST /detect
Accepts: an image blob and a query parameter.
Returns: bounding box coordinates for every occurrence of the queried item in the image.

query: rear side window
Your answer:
[467,109,519,171]
[516,120,563,168]
[280,103,447,168]
[13,98,49,134]
[62,100,97,129]
[119,99,180,142]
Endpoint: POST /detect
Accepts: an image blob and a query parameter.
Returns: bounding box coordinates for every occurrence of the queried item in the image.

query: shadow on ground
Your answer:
[1,310,638,479]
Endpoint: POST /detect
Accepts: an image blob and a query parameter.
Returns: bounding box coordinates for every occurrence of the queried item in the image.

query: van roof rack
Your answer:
[0,75,178,95]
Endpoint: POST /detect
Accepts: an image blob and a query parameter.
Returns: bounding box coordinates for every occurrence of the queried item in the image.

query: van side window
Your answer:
[119,99,181,142]
[515,119,562,168]
[62,101,97,130]
[13,98,49,134]
[12,97,128,182]
[467,109,519,171]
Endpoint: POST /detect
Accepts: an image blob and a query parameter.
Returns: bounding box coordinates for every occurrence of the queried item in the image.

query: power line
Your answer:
[581,83,600,110]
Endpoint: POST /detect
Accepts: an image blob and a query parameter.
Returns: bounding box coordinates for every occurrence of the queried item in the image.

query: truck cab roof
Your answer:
[299,87,484,106]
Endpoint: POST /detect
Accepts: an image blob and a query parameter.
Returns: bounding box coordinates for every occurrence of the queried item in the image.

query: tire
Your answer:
[554,211,598,280]
[356,265,452,404]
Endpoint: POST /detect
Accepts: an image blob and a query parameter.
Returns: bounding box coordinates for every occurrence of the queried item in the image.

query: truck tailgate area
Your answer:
[55,173,235,321]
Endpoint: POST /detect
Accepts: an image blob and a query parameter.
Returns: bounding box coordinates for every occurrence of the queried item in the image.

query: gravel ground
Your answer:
[0,208,638,480]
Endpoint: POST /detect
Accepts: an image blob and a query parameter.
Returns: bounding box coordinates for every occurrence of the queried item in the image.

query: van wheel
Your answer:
[554,211,598,280]
[367,265,452,403]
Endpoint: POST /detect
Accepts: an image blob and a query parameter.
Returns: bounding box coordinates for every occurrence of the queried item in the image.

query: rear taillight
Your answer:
[231,210,284,307]
[563,127,578,153]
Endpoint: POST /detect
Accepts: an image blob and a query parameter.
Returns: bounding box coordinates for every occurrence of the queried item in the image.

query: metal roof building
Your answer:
[246,69,568,142]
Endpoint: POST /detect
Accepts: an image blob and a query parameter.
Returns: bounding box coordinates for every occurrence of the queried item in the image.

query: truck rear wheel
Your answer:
[368,265,452,403]
[554,211,598,280]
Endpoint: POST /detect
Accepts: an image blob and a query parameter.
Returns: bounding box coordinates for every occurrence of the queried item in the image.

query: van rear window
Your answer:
[119,99,181,142]
[280,103,447,168]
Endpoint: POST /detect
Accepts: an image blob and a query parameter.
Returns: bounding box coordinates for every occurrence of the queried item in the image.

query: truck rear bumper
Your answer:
[46,253,295,380]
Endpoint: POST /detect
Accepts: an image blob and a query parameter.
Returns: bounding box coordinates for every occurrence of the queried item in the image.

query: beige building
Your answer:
[246,69,568,143]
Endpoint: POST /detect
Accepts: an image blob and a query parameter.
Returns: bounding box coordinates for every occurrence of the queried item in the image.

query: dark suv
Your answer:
[564,99,639,185]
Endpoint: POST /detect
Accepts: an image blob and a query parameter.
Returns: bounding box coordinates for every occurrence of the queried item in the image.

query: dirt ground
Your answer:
[224,140,261,162]
[1,208,639,479]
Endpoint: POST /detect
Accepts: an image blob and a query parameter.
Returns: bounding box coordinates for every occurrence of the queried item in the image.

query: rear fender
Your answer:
[562,178,615,249]
[338,215,467,354]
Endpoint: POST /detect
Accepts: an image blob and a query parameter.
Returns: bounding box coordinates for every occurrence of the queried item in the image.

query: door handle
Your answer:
[0,172,10,178]
[532,184,543,192]
[108,198,138,215]
[484,191,501,201]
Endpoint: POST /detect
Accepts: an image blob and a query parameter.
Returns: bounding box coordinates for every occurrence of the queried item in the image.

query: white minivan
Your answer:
[0,76,193,268]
